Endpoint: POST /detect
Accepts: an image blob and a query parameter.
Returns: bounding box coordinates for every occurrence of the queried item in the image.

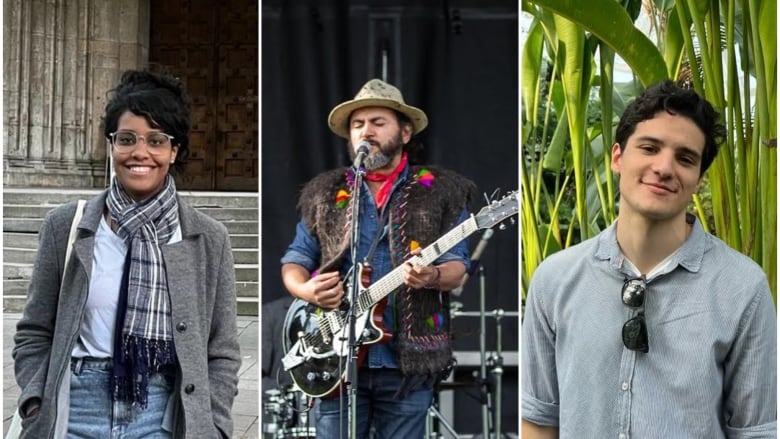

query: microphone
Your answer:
[353,141,371,168]
[467,228,493,276]
[451,228,494,296]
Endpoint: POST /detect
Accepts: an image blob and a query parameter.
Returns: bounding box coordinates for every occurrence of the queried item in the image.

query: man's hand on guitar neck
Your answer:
[281,264,344,309]
[403,249,467,291]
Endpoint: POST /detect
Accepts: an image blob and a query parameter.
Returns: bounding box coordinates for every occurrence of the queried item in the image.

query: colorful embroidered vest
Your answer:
[297,165,476,376]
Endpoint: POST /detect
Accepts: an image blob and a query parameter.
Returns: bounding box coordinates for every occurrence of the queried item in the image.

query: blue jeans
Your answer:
[67,357,174,439]
[315,368,433,439]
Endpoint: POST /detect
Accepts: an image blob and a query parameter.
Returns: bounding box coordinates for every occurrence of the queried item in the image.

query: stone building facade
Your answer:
[3,0,258,191]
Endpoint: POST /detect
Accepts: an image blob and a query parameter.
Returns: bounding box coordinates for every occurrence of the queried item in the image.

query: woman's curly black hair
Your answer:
[102,69,192,173]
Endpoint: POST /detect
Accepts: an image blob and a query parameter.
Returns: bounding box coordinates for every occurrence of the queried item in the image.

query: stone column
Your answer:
[3,0,150,188]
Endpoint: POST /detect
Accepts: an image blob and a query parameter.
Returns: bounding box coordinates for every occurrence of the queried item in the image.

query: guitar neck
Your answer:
[356,215,479,314]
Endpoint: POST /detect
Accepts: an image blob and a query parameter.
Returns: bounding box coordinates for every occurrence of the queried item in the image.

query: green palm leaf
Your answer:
[531,0,669,86]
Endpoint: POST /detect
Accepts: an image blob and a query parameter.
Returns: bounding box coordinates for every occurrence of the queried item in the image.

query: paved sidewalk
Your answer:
[2,313,259,439]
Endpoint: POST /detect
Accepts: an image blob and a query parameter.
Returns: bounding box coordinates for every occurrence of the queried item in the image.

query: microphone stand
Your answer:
[460,228,494,438]
[490,307,505,439]
[478,265,490,439]
[344,161,365,439]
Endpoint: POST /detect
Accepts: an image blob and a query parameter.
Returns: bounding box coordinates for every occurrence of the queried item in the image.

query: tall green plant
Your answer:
[521,6,627,294]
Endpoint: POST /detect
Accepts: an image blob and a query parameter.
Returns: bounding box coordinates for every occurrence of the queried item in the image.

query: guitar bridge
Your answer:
[281,339,306,370]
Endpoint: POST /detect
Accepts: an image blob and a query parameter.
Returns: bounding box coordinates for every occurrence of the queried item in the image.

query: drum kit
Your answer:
[425,290,518,439]
[262,386,316,438]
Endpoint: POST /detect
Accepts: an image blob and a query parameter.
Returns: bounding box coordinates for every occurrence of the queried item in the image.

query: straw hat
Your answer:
[328,79,428,139]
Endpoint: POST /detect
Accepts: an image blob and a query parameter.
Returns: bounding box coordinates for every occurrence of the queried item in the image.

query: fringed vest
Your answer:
[297,165,476,377]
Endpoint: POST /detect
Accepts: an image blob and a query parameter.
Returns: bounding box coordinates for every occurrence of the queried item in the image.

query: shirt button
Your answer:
[185,384,195,394]
[621,382,629,391]
[176,321,187,332]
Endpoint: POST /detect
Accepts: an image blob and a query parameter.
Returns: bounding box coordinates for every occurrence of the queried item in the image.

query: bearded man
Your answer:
[280,79,476,438]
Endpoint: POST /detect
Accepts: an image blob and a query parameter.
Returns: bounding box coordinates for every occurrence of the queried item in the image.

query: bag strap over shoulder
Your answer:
[64,200,86,280]
[4,200,88,439]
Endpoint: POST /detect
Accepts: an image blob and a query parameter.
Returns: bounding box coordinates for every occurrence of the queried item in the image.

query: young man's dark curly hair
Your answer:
[615,79,727,176]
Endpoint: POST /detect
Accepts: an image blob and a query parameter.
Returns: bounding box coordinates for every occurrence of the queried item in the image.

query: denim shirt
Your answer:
[282,166,470,368]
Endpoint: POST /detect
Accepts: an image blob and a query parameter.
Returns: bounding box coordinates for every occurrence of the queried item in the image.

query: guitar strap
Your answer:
[361,207,390,269]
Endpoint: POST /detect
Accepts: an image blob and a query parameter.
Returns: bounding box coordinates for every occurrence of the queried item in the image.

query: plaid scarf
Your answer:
[106,175,179,407]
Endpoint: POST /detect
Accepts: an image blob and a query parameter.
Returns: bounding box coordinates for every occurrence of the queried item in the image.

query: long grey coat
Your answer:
[12,190,241,439]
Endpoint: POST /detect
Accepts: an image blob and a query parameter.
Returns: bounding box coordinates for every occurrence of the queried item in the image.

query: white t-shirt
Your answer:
[71,215,182,358]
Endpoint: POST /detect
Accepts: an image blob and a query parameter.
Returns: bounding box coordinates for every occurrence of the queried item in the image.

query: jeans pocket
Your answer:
[149,373,175,391]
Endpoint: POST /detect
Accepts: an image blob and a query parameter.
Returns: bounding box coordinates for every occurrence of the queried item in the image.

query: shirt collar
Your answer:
[594,213,706,277]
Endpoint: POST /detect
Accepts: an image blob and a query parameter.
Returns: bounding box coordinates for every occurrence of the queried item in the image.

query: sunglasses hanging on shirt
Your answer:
[621,277,649,353]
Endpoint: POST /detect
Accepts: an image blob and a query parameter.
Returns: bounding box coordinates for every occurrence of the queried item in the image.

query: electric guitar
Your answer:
[281,191,518,397]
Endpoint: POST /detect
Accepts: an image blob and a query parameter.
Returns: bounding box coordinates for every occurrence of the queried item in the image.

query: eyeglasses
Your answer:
[109,131,174,155]
[621,277,649,353]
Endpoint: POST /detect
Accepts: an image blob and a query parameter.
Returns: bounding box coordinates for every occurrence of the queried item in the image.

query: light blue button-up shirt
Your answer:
[282,165,470,368]
[522,216,777,438]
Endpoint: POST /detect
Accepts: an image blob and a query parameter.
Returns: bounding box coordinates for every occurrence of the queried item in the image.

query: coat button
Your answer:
[185,384,195,394]
[176,322,187,332]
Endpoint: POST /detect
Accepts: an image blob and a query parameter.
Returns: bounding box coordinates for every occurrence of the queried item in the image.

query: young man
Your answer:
[522,80,777,438]
[281,79,475,438]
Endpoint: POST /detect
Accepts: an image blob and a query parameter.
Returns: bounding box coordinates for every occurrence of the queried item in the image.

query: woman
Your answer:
[12,70,241,438]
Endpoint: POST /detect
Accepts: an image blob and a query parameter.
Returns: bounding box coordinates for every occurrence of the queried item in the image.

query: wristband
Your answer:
[425,266,442,290]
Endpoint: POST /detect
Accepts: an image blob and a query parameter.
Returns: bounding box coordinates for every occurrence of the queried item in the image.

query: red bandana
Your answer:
[365,152,408,209]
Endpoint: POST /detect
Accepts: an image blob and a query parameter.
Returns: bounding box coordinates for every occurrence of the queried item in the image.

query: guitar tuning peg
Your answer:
[499,223,507,231]
[483,188,502,205]
[510,218,516,226]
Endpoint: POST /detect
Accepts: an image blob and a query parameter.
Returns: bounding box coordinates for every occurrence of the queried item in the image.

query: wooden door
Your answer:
[149,0,258,191]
